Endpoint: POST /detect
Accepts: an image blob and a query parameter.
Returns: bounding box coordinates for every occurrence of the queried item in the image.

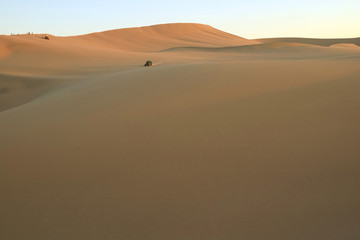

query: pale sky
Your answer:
[1,0,359,38]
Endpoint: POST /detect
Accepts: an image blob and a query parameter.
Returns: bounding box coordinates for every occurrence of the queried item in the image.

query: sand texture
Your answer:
[1,23,360,240]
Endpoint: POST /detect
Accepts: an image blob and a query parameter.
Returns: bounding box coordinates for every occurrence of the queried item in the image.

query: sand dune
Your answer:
[258,37,360,47]
[68,23,259,51]
[1,23,360,240]
[0,23,257,64]
[164,41,345,52]
[331,43,360,48]
[0,73,70,111]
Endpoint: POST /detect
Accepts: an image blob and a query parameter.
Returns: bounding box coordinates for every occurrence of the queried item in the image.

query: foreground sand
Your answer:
[1,24,360,239]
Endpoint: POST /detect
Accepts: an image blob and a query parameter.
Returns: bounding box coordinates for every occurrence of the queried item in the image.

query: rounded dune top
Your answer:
[68,23,259,52]
[330,43,360,49]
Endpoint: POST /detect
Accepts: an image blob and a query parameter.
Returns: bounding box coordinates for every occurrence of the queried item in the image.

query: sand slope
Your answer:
[1,23,360,240]
[69,23,259,51]
[258,37,360,47]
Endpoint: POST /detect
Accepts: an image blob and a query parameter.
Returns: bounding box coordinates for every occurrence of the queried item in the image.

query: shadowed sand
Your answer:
[1,23,360,240]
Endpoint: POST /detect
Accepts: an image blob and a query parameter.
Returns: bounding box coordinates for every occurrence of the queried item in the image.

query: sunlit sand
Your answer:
[1,23,360,239]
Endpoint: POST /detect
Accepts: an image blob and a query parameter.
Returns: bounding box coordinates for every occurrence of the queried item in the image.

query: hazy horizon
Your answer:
[1,0,359,38]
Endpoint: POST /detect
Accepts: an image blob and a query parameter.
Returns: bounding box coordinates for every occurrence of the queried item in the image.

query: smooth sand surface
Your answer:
[1,23,360,240]
[258,37,360,47]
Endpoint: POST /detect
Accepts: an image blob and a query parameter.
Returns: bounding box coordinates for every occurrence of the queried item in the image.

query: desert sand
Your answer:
[1,23,360,240]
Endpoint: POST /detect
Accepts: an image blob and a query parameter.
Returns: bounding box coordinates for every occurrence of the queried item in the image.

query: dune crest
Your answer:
[257,37,360,47]
[67,23,259,51]
[330,43,360,48]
